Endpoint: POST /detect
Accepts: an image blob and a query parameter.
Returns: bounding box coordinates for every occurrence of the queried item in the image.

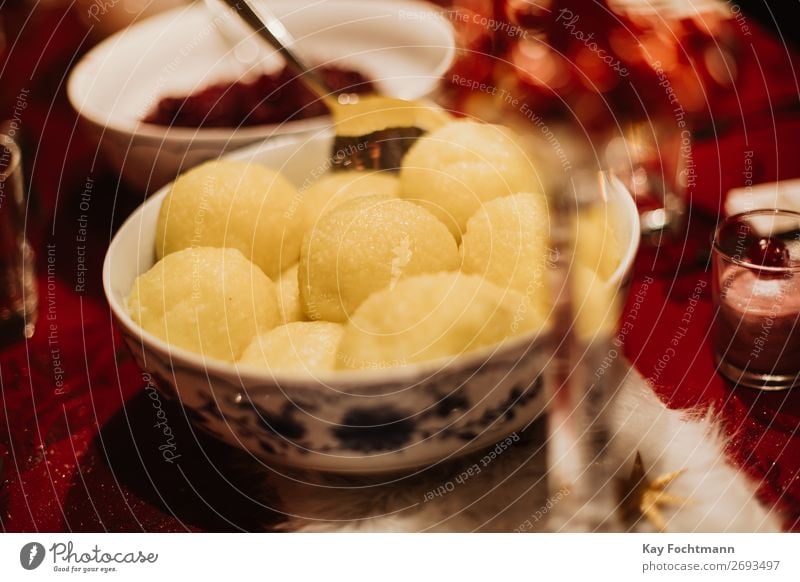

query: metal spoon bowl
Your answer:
[211,0,451,169]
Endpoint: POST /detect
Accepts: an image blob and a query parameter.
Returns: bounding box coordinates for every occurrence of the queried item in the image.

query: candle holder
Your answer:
[0,133,37,348]
[712,209,800,390]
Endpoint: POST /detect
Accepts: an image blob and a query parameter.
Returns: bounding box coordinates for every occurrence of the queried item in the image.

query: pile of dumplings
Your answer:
[127,120,621,374]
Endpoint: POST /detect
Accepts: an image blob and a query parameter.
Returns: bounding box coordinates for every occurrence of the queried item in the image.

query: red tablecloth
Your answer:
[1,4,798,532]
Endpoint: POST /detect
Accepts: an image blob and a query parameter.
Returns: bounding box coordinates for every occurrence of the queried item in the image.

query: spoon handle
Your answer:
[216,0,335,104]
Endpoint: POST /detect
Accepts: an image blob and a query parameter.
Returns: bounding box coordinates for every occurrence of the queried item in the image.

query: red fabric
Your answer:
[0,4,798,532]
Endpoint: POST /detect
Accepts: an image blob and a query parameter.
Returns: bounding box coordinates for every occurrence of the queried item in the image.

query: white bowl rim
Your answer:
[103,132,639,391]
[67,0,456,143]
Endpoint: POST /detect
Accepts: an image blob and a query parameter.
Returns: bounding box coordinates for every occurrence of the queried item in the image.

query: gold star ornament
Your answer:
[617,452,691,531]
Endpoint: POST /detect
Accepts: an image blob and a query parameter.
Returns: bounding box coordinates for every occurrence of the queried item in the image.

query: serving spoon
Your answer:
[210,0,450,169]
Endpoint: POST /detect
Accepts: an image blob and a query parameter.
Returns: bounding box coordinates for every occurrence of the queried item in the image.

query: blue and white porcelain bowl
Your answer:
[103,133,639,473]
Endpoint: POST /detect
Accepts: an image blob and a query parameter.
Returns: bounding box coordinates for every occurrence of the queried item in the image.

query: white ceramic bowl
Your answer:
[103,133,639,473]
[68,0,455,191]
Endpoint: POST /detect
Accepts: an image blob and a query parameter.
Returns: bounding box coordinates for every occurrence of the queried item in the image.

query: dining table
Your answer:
[0,1,798,532]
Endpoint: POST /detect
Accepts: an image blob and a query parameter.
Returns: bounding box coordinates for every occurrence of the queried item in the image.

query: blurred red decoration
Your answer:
[436,0,758,130]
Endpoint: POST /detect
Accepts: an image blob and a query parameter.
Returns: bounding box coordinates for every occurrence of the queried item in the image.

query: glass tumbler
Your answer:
[712,209,800,390]
[604,120,686,244]
[0,133,37,347]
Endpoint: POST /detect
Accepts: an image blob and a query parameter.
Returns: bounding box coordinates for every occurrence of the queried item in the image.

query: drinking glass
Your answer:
[712,209,800,390]
[0,133,37,347]
[546,169,625,532]
[604,120,686,245]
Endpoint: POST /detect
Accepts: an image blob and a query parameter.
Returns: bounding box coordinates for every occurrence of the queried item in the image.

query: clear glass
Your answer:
[605,120,686,245]
[546,169,624,532]
[712,209,800,390]
[0,133,37,347]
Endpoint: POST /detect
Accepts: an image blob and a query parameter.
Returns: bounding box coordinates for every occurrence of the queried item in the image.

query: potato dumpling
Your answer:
[336,272,545,370]
[155,160,302,279]
[460,192,550,319]
[127,247,280,362]
[298,171,399,235]
[575,205,622,281]
[239,321,344,374]
[571,264,619,341]
[332,95,452,137]
[300,195,459,322]
[461,193,550,293]
[276,264,304,324]
[400,121,539,238]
